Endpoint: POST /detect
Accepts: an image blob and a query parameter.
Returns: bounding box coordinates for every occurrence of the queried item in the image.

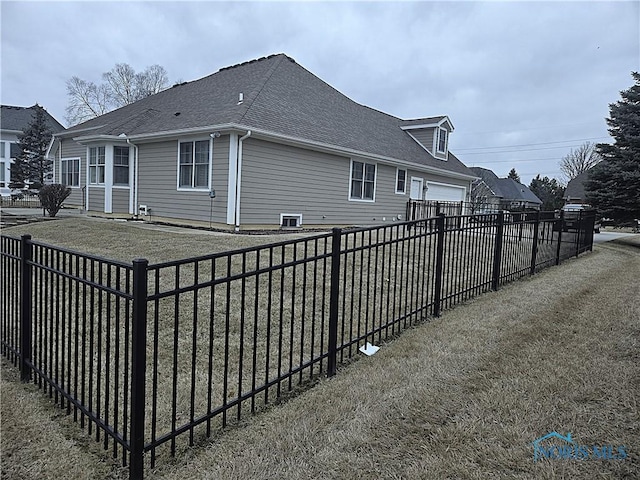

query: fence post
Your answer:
[555,210,564,265]
[433,214,446,317]
[20,234,32,382]
[327,228,341,378]
[530,211,540,275]
[575,210,582,257]
[491,211,505,291]
[129,258,148,480]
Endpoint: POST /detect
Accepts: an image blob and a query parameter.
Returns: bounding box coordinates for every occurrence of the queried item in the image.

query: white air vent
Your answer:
[280,213,302,228]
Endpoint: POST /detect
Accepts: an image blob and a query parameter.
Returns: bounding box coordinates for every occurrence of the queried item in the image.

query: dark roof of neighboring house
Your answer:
[1,105,65,133]
[470,167,542,204]
[564,170,589,200]
[61,54,473,177]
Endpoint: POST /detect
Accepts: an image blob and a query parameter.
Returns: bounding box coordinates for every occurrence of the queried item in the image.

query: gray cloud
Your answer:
[1,1,637,184]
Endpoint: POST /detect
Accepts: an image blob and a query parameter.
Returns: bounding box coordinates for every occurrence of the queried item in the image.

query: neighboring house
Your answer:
[0,104,65,188]
[564,170,590,204]
[470,167,542,210]
[51,53,477,230]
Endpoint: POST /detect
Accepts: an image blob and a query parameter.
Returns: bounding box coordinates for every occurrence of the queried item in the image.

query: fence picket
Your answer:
[0,208,597,479]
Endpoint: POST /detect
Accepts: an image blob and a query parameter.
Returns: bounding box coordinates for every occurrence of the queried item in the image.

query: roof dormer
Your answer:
[400,115,454,161]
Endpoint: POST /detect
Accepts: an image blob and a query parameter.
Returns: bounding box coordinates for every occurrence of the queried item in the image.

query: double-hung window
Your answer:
[350,160,376,201]
[113,146,130,185]
[396,168,406,194]
[437,128,448,154]
[89,147,105,184]
[179,140,209,189]
[60,158,80,187]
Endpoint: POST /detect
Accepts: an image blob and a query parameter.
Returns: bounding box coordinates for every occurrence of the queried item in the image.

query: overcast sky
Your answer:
[1,1,638,185]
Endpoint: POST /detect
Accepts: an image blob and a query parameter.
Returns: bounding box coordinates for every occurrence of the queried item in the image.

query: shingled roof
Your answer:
[61,54,474,177]
[1,105,65,133]
[470,167,542,204]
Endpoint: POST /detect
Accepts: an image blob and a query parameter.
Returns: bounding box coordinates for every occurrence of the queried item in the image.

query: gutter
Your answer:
[234,130,252,232]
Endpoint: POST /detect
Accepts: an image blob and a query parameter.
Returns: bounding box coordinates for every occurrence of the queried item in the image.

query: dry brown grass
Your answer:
[2,218,638,479]
[143,237,639,480]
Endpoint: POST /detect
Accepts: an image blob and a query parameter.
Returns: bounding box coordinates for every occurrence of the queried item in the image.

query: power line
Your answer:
[454,136,609,152]
[469,156,561,164]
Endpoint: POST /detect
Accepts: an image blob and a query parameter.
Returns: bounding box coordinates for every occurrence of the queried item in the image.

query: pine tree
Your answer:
[507,168,521,183]
[529,175,565,211]
[586,72,640,224]
[11,105,53,189]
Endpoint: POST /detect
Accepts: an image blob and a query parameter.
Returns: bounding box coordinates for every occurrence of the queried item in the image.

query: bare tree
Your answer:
[102,63,138,106]
[65,63,169,126]
[135,65,169,98]
[559,141,603,181]
[65,77,112,125]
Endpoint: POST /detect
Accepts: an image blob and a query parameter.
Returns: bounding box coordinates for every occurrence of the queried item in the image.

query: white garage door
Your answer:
[425,182,466,202]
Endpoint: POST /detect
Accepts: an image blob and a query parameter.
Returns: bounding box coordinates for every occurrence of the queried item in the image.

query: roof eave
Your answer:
[245,126,475,181]
[80,122,475,181]
[400,116,454,132]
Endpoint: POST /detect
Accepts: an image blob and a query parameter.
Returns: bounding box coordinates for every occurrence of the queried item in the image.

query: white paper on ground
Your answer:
[359,342,380,356]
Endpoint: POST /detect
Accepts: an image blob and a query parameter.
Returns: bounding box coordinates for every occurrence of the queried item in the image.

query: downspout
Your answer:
[126,138,139,217]
[234,130,252,232]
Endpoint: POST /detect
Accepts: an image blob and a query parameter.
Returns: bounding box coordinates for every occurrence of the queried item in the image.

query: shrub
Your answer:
[38,184,71,217]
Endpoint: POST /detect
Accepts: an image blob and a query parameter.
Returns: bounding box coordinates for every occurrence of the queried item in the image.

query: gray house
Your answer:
[1,104,65,188]
[51,54,477,230]
[469,167,542,210]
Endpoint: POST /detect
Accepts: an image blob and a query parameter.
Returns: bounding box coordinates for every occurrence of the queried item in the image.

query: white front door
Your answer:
[410,177,423,200]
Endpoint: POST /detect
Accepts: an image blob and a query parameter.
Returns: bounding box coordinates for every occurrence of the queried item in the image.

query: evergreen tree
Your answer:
[11,105,53,189]
[507,168,521,183]
[529,175,565,211]
[586,72,640,224]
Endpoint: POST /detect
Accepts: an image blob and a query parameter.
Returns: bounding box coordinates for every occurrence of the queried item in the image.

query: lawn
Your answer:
[1,219,637,479]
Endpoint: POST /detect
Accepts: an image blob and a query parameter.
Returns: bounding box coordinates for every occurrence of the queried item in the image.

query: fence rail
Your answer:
[0,209,596,479]
[0,196,42,209]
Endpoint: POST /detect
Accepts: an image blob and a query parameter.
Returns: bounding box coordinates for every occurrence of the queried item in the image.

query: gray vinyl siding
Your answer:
[240,138,413,226]
[409,129,434,153]
[58,139,86,207]
[88,187,104,212]
[136,136,229,223]
[112,188,130,214]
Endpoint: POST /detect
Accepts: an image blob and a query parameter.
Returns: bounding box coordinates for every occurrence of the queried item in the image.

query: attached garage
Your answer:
[425,181,466,202]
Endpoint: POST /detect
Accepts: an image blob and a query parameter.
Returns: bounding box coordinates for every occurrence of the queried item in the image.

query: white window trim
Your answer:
[87,146,106,186]
[348,159,376,202]
[60,157,81,188]
[176,137,212,192]
[280,213,303,227]
[395,168,407,194]
[113,145,131,187]
[435,127,448,156]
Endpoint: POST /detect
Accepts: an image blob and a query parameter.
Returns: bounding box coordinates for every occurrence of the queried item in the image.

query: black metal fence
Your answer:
[0,195,42,209]
[0,210,595,479]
